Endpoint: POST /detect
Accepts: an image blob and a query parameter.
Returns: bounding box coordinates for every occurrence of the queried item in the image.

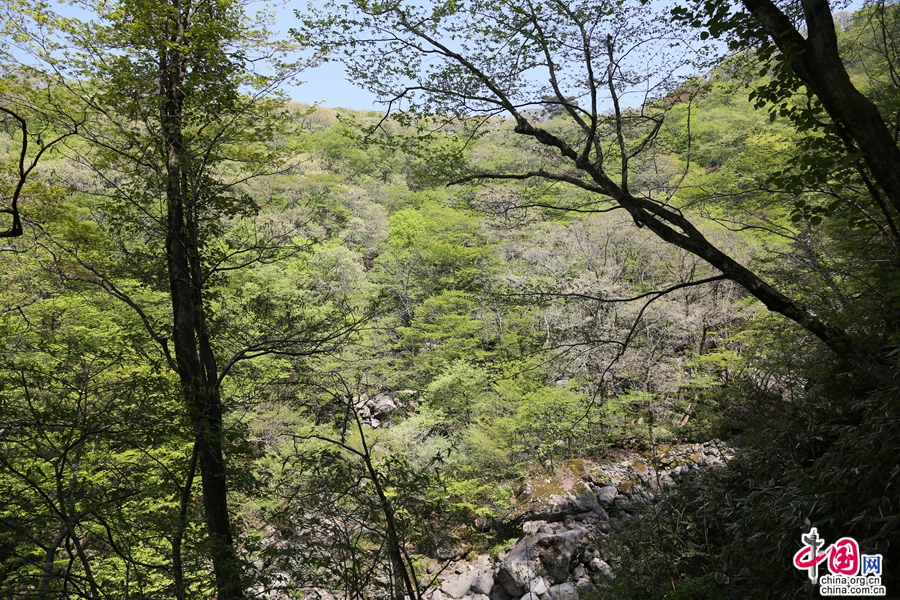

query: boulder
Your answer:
[497,529,586,596]
[370,394,398,417]
[548,583,578,600]
[517,480,602,523]
[588,558,614,579]
[489,584,511,600]
[537,530,584,583]
[472,572,494,595]
[441,569,479,598]
[522,520,547,535]
[527,577,548,596]
[594,485,618,505]
[612,495,633,512]
[497,555,538,596]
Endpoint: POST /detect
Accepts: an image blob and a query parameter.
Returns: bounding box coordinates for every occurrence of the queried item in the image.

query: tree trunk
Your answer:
[160,11,245,599]
[513,118,897,384]
[742,0,900,217]
[172,444,197,600]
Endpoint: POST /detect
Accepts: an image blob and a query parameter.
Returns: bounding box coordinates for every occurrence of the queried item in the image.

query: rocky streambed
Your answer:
[423,442,734,600]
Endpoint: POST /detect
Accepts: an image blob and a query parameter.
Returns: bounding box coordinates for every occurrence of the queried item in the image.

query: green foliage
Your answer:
[398,291,490,380]
[425,359,489,422]
[378,201,491,312]
[0,288,200,598]
[2,2,899,598]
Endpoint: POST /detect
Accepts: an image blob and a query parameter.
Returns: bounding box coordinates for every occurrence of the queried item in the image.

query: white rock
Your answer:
[594,485,618,505]
[548,583,578,600]
[370,393,397,417]
[442,569,479,598]
[589,558,614,579]
[473,572,494,595]
[522,521,547,535]
[528,577,548,596]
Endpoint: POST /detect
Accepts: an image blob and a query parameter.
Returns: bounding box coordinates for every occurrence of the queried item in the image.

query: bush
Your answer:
[605,376,900,599]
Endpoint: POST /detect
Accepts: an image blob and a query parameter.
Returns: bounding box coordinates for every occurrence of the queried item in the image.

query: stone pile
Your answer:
[423,442,734,600]
[353,393,400,428]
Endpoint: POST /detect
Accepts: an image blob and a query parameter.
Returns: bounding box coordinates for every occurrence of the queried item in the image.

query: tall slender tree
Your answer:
[1,1,355,597]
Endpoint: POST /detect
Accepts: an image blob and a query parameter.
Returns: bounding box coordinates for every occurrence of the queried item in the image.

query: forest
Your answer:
[0,0,898,598]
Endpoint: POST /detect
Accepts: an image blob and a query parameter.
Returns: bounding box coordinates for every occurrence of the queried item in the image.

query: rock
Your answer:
[548,583,578,600]
[442,569,479,598]
[498,531,582,596]
[471,594,490,600]
[572,564,585,579]
[527,577,548,596]
[370,394,397,417]
[497,551,538,596]
[523,521,547,535]
[489,584,511,600]
[588,558,614,579]
[594,485,618,505]
[612,496,633,512]
[520,593,541,600]
[518,480,602,523]
[472,572,494,595]
[538,530,585,583]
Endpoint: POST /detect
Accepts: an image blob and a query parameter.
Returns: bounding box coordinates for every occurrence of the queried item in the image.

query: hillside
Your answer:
[0,1,898,599]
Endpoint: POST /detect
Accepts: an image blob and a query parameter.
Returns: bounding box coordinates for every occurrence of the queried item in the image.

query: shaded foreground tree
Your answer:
[298,0,898,383]
[2,0,359,597]
[678,0,900,218]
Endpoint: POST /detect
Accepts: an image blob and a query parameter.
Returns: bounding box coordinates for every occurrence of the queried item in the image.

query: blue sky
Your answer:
[278,0,866,111]
[286,59,381,111]
[279,1,381,110]
[24,0,868,112]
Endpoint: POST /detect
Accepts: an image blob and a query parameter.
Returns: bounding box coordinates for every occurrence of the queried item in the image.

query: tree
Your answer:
[0,287,196,599]
[265,372,446,600]
[298,0,898,383]
[671,2,900,293]
[1,1,360,597]
[0,105,72,239]
[684,0,900,221]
